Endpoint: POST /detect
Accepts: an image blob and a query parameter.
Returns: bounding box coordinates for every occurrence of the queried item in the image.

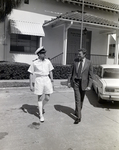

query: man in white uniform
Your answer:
[28,46,54,122]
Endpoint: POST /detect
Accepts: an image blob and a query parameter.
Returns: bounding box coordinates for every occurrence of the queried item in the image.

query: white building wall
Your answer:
[91,30,108,55]
[43,26,64,60]
[4,9,64,64]
[0,0,119,64]
[17,0,119,22]
[5,27,39,64]
[17,0,82,17]
[5,25,64,64]
[4,0,82,64]
[91,30,116,65]
[43,26,63,58]
[91,30,107,65]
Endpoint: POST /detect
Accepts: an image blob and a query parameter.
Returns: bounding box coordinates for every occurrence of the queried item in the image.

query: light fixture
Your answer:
[83,28,87,35]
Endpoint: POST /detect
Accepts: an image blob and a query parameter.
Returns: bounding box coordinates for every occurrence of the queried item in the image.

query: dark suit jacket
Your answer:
[69,58,93,90]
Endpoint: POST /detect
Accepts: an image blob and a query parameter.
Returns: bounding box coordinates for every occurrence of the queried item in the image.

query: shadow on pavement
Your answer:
[86,89,119,109]
[20,104,39,118]
[54,105,76,120]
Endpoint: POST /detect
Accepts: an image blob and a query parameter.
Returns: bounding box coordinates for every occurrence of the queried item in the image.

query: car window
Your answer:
[97,66,102,78]
[103,68,119,79]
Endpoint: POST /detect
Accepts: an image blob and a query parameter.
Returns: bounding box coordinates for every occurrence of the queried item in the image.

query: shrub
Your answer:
[0,62,72,80]
[0,61,96,80]
[0,61,30,80]
[53,65,72,79]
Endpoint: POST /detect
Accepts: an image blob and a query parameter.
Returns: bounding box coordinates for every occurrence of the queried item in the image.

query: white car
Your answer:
[93,64,119,103]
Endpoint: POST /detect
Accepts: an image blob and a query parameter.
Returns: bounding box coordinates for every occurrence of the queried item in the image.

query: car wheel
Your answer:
[97,91,103,104]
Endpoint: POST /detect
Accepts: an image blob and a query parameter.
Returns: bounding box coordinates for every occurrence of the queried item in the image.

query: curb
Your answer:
[0,84,69,91]
[0,79,68,89]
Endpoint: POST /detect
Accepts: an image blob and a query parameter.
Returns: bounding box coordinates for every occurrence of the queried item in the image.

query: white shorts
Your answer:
[34,76,53,95]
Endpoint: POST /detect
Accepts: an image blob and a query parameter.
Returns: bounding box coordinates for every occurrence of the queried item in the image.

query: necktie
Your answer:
[77,60,83,79]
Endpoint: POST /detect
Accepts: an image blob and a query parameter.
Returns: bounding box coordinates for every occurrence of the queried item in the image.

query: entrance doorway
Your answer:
[67,28,92,64]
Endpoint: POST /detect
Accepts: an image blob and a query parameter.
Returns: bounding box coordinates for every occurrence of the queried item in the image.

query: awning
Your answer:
[10,20,45,36]
[43,11,119,30]
[56,0,119,13]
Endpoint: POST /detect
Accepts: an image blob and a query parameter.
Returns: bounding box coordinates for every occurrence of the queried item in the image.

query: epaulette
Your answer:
[32,58,38,62]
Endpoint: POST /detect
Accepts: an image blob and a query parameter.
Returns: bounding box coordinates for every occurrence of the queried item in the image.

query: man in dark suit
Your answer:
[68,48,93,124]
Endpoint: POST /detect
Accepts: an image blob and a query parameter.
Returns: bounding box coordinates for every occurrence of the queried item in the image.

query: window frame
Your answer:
[108,44,115,58]
[97,66,102,78]
[10,34,39,54]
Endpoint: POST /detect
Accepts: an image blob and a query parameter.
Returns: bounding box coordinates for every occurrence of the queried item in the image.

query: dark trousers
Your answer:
[73,79,86,119]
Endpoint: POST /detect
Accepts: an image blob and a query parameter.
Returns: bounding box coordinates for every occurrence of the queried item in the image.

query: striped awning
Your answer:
[10,20,45,36]
[56,0,119,13]
[43,11,119,30]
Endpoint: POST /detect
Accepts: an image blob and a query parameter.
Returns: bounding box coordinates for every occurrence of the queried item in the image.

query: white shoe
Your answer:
[40,115,44,122]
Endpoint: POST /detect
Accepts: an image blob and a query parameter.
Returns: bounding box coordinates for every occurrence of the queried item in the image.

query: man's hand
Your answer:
[30,83,34,91]
[67,82,71,88]
[30,86,34,91]
[85,87,91,91]
[51,81,54,90]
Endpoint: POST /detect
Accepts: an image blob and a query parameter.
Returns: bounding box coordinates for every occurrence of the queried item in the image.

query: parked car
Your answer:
[93,64,119,103]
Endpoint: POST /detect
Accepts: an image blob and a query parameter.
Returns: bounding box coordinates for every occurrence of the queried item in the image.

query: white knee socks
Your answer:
[38,101,43,117]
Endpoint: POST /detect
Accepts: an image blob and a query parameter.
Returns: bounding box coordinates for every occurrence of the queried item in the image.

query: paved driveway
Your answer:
[0,88,119,150]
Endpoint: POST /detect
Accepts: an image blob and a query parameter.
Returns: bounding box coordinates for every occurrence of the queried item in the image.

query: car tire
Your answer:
[92,85,95,91]
[97,91,103,104]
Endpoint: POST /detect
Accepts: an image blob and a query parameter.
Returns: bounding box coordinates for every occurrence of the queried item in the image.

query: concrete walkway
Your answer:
[0,87,119,150]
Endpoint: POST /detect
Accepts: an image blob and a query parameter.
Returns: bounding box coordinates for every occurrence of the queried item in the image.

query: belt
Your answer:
[35,75,48,77]
[74,78,82,82]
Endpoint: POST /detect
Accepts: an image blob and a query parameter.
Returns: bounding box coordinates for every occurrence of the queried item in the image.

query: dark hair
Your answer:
[78,48,87,54]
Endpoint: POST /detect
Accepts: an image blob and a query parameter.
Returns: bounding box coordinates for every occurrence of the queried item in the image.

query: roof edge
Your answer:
[56,0,119,13]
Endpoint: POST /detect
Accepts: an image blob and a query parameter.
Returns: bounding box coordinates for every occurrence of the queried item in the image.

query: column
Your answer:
[62,24,67,65]
[106,34,110,64]
[39,37,43,47]
[62,22,73,65]
[114,30,119,64]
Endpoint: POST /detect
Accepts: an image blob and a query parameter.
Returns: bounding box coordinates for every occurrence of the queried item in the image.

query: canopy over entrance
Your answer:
[43,11,119,65]
[43,10,119,32]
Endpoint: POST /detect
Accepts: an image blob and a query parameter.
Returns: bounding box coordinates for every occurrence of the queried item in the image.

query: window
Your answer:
[0,0,2,7]
[103,68,119,79]
[97,66,102,78]
[108,44,115,58]
[10,34,39,53]
[24,0,29,4]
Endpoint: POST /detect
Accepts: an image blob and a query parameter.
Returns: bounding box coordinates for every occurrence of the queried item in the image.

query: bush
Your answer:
[53,65,72,79]
[0,61,96,80]
[0,62,72,80]
[0,61,30,80]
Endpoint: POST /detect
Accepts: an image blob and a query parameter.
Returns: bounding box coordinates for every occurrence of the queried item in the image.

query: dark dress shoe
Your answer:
[74,118,81,124]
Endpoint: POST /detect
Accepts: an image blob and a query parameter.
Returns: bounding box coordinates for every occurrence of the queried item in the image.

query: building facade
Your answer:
[0,0,119,65]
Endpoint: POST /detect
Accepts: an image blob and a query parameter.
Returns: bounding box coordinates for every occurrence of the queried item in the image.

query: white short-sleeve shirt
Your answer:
[28,59,54,76]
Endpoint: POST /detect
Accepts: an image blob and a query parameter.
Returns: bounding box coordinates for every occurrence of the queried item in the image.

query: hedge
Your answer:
[53,65,72,79]
[0,61,73,79]
[0,61,97,80]
[0,61,30,79]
